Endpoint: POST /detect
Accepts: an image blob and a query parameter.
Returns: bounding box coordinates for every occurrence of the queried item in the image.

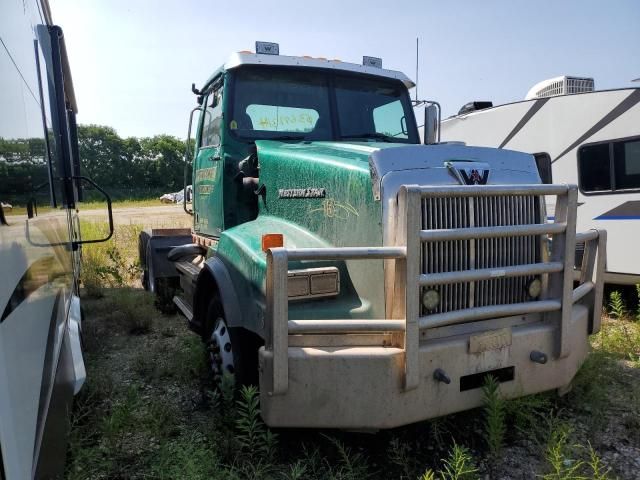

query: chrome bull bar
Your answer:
[265,184,606,396]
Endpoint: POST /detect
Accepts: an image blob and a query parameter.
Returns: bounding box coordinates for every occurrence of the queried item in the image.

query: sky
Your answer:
[52,0,640,139]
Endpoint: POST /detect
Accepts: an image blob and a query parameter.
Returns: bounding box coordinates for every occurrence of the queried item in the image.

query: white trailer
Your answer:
[441,77,640,285]
[1,1,111,477]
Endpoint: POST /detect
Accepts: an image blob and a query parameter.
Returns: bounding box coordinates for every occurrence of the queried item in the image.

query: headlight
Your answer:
[287,267,340,300]
[422,289,440,311]
[526,278,542,299]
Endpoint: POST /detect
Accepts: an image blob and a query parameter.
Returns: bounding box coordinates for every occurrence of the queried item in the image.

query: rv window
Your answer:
[579,137,640,194]
[613,139,640,190]
[579,143,612,192]
[533,153,552,184]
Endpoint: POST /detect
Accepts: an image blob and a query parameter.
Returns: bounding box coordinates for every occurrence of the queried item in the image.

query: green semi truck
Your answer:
[140,42,606,429]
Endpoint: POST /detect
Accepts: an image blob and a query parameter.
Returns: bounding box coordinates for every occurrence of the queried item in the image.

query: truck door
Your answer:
[193,83,225,237]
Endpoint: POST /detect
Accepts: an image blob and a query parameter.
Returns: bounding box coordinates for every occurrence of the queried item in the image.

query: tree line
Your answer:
[0,125,190,203]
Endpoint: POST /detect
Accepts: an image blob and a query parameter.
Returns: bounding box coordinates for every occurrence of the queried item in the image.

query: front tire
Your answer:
[204,295,259,389]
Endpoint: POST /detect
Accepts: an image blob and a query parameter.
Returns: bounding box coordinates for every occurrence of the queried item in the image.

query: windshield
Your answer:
[229,67,418,143]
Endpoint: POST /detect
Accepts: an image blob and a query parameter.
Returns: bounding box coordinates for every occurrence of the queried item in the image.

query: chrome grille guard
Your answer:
[264,184,606,396]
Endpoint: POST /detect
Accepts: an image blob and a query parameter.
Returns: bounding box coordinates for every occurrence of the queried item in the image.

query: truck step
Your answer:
[175,260,202,279]
[173,295,193,321]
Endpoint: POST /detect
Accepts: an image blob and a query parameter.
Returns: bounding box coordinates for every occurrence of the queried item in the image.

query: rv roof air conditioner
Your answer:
[525,76,594,100]
[458,101,493,115]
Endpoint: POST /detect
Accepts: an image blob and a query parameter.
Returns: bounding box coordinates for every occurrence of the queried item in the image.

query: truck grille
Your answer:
[421,195,541,315]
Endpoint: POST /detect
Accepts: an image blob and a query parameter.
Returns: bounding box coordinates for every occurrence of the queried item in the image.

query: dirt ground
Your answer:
[69,288,640,479]
[8,203,192,228]
[81,203,192,227]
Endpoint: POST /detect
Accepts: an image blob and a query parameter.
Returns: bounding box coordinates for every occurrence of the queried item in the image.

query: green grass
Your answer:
[80,223,142,296]
[67,224,640,479]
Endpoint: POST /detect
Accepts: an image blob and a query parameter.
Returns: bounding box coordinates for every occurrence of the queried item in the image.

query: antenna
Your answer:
[415,37,419,102]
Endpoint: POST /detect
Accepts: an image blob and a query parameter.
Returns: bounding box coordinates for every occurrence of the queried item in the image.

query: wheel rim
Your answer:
[207,317,234,382]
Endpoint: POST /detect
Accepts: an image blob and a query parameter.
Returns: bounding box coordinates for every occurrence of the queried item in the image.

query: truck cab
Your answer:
[140,43,606,429]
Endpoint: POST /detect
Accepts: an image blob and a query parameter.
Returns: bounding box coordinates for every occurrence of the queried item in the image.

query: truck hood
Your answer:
[256,141,541,201]
[255,140,406,170]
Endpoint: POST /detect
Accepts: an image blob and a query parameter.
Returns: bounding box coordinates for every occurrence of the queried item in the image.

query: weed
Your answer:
[111,288,154,334]
[235,385,278,460]
[593,317,640,359]
[419,443,478,480]
[541,424,584,480]
[281,460,308,480]
[142,400,179,438]
[482,375,505,457]
[149,432,221,480]
[585,442,611,480]
[101,386,141,447]
[323,434,372,480]
[388,435,414,479]
[636,284,640,322]
[505,393,554,445]
[80,223,143,296]
[608,290,625,320]
[428,416,451,451]
[220,371,236,410]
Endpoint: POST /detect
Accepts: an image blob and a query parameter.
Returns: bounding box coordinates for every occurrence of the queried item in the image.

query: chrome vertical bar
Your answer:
[401,186,420,390]
[591,229,607,334]
[556,186,577,358]
[266,248,289,395]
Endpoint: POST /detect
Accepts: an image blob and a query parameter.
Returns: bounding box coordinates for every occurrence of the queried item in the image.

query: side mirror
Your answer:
[424,102,441,145]
[184,106,203,216]
[26,176,113,249]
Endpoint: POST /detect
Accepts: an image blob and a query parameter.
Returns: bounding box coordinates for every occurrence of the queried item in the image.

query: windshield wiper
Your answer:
[340,132,394,142]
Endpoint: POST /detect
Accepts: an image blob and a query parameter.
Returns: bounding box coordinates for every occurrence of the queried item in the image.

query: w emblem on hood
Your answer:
[460,168,489,185]
[445,161,491,186]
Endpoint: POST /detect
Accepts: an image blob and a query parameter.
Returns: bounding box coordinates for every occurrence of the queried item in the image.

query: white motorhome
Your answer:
[441,76,640,285]
[1,1,111,477]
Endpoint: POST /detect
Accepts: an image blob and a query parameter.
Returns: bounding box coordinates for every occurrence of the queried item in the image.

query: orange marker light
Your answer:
[262,233,284,252]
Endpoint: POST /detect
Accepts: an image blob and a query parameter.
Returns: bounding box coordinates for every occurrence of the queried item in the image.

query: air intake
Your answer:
[525,76,594,99]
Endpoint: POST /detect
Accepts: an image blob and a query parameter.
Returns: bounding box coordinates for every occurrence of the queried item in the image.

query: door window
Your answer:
[201,87,223,147]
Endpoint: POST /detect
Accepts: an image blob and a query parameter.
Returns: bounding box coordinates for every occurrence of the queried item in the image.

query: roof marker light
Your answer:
[255,41,279,55]
[363,56,382,68]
